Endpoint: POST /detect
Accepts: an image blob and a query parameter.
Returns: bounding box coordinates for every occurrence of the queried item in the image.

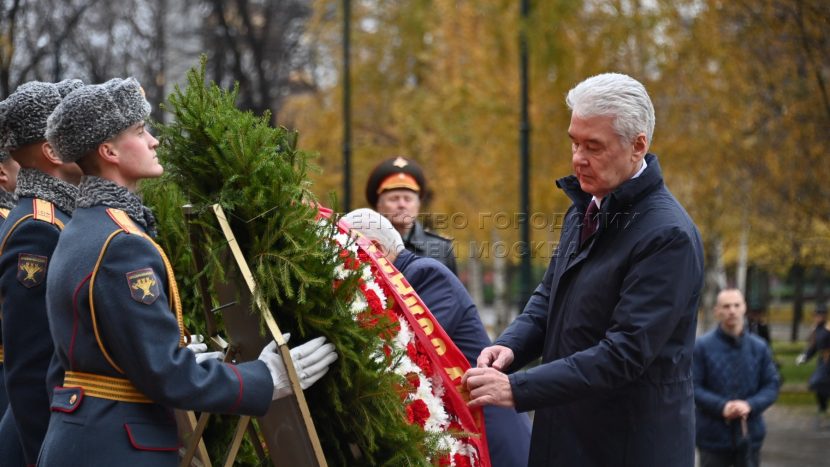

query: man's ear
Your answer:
[42,142,64,166]
[632,133,648,161]
[370,239,388,257]
[0,163,8,185]
[97,141,119,165]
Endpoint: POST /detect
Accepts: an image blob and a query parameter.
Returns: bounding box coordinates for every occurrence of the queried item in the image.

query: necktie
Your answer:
[580,200,599,246]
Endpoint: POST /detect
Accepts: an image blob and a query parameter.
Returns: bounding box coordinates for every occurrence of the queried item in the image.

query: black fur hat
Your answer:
[46,77,150,163]
[0,79,83,151]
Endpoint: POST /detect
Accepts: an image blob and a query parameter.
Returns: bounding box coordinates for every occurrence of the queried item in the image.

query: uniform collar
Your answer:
[404,220,425,246]
[76,176,157,237]
[15,167,78,215]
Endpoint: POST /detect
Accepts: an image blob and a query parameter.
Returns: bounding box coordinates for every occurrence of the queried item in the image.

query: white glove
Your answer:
[795,353,807,365]
[187,335,224,364]
[258,335,338,401]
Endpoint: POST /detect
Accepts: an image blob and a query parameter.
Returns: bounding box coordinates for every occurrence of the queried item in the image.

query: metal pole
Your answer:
[518,0,532,310]
[342,0,352,212]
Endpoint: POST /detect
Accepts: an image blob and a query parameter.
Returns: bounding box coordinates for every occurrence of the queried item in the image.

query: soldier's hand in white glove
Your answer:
[187,335,224,364]
[795,353,807,365]
[258,334,338,401]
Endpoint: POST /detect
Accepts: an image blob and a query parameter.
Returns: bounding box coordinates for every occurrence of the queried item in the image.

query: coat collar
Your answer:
[715,325,745,347]
[393,248,416,271]
[556,153,664,211]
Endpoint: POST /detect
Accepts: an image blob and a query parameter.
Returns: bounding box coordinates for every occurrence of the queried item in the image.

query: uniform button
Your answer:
[69,394,77,404]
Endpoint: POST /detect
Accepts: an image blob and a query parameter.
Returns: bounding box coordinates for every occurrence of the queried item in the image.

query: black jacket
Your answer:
[404,220,457,275]
[496,154,704,466]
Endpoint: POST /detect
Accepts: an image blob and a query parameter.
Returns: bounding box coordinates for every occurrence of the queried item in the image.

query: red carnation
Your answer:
[453,453,473,467]
[406,372,420,390]
[406,399,430,427]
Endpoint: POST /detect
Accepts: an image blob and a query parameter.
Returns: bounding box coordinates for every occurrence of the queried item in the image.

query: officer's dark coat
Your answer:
[39,204,272,466]
[496,155,704,467]
[394,250,532,467]
[0,197,25,467]
[0,195,70,465]
[403,220,457,275]
[0,202,11,411]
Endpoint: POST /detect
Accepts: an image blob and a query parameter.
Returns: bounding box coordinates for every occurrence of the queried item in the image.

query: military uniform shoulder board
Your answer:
[33,199,64,229]
[106,208,143,235]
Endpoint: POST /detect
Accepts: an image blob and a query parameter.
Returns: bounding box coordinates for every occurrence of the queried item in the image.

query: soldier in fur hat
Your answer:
[365,156,457,274]
[39,78,337,466]
[0,79,84,465]
[0,150,15,416]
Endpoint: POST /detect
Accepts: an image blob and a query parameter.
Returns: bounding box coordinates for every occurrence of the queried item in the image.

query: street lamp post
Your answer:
[518,0,532,310]
[342,0,352,212]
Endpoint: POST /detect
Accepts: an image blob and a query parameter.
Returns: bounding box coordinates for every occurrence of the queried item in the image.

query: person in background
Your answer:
[365,156,457,275]
[694,288,779,467]
[796,308,830,429]
[0,79,85,466]
[344,208,531,467]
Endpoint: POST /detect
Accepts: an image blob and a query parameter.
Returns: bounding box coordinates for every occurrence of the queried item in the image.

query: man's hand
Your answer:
[795,353,807,365]
[722,400,752,420]
[476,345,515,371]
[258,335,338,401]
[462,367,515,408]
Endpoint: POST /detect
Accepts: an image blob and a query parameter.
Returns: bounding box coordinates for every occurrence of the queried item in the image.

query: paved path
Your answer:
[761,404,829,467]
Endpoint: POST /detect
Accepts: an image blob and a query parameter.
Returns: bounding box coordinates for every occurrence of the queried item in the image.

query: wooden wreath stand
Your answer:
[177,204,326,467]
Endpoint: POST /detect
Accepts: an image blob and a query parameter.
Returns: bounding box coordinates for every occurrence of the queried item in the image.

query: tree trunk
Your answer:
[815,268,826,313]
[492,231,509,335]
[790,262,805,342]
[736,224,749,293]
[700,236,727,332]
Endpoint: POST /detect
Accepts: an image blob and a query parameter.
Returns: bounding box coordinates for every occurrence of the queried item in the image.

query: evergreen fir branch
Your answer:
[147,57,432,465]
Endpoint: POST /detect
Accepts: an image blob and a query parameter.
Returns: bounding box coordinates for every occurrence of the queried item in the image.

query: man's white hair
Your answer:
[566,72,655,145]
[342,208,405,255]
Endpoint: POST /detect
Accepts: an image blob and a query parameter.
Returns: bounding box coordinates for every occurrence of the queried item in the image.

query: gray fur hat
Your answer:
[46,77,151,163]
[0,79,83,151]
[0,150,9,162]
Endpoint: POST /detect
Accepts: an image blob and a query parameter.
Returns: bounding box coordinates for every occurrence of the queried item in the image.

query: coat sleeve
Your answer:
[509,225,702,410]
[92,233,273,416]
[803,328,818,360]
[692,339,728,418]
[404,261,462,335]
[746,342,779,413]
[495,254,557,370]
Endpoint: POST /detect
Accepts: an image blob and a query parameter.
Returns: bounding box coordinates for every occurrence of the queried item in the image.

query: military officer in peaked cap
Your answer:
[365,156,457,275]
[0,79,85,466]
[39,78,337,466]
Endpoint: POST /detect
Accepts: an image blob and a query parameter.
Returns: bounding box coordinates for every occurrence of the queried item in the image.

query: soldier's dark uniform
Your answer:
[0,182,16,413]
[365,156,457,274]
[39,78,273,466]
[0,176,24,467]
[0,79,83,466]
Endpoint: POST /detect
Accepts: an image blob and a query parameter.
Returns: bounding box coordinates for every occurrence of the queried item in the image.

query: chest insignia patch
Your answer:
[126,268,160,305]
[18,253,48,288]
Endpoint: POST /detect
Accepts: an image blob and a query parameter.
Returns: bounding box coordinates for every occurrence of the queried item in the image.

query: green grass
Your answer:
[771,339,817,406]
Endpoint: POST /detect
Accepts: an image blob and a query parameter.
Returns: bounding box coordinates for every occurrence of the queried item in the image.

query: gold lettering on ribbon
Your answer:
[431,338,447,356]
[444,366,464,381]
[376,256,397,275]
[418,317,434,335]
[403,295,426,315]
[389,272,414,295]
